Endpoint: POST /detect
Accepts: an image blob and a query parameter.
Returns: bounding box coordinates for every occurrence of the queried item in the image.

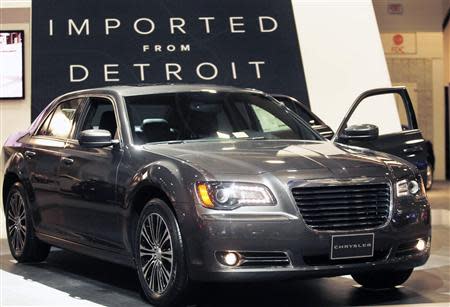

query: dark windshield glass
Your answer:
[125,91,321,144]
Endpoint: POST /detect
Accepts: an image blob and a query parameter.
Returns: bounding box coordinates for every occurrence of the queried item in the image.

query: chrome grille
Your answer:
[293,183,391,231]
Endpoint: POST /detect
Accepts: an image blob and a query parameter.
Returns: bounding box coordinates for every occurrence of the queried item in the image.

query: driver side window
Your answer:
[79,97,119,140]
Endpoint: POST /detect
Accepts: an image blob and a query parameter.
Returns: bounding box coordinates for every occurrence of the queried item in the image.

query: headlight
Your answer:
[396,178,426,197]
[195,182,276,210]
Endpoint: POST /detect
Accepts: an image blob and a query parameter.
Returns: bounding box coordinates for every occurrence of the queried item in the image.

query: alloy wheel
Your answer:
[7,192,27,254]
[139,213,173,294]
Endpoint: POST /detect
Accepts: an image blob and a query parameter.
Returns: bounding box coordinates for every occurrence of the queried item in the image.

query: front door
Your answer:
[334,87,428,175]
[58,96,124,251]
[26,98,83,236]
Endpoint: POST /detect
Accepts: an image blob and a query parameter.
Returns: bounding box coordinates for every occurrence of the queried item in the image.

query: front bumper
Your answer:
[177,197,431,282]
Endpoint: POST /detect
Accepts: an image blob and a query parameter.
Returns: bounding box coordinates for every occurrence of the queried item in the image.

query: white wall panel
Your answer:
[292,0,400,133]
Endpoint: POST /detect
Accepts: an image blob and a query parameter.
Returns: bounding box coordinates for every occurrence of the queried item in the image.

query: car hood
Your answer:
[142,140,393,177]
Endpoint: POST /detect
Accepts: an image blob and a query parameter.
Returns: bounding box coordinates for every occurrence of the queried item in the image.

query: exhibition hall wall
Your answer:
[374,0,448,181]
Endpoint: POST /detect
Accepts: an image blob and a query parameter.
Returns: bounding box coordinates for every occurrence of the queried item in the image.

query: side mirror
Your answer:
[339,124,379,142]
[79,129,118,148]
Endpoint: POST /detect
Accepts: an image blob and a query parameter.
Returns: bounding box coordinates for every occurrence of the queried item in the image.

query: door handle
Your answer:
[403,145,423,154]
[24,150,36,159]
[61,157,74,165]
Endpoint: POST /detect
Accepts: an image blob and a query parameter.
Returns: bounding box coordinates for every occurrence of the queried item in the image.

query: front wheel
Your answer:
[6,182,50,262]
[134,199,189,306]
[352,268,413,289]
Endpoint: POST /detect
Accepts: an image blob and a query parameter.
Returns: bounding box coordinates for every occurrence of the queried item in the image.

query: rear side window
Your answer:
[36,98,82,139]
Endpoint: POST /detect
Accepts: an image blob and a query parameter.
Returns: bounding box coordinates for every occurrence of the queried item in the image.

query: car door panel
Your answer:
[59,142,124,250]
[23,136,64,235]
[334,87,428,174]
[57,96,125,251]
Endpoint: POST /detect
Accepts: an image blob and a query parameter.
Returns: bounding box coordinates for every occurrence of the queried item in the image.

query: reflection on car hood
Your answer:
[142,140,392,176]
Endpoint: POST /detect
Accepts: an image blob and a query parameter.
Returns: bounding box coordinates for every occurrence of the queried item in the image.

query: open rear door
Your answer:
[334,87,428,177]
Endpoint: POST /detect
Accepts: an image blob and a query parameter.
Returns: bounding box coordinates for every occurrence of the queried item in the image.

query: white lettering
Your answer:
[180,44,190,52]
[231,62,237,80]
[49,19,53,36]
[248,61,265,79]
[68,19,90,35]
[70,65,89,82]
[133,63,150,81]
[167,44,176,52]
[196,62,218,80]
[259,16,278,33]
[198,17,215,34]
[105,18,121,35]
[104,64,120,82]
[170,17,186,34]
[165,63,182,80]
[134,18,155,35]
[229,17,245,33]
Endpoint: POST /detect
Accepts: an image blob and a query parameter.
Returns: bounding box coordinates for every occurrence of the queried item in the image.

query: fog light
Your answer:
[223,252,239,266]
[416,239,426,251]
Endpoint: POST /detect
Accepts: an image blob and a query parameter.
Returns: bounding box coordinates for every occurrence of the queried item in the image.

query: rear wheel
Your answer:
[352,268,413,289]
[6,182,50,262]
[134,199,189,306]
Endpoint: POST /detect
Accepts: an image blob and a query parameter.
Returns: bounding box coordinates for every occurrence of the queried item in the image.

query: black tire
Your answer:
[134,198,189,306]
[352,268,413,289]
[425,164,433,190]
[5,182,50,262]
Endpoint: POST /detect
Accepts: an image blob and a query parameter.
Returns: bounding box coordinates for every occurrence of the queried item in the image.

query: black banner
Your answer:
[32,0,309,119]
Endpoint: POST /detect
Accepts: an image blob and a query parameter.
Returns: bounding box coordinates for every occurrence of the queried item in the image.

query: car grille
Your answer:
[292,183,391,231]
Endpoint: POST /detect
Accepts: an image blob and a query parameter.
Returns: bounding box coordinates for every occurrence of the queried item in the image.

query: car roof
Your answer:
[65,83,265,98]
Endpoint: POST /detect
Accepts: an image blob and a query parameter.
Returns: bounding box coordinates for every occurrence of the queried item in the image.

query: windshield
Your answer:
[125,91,321,144]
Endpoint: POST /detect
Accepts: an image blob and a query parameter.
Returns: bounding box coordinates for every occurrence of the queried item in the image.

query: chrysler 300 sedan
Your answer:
[2,84,431,306]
